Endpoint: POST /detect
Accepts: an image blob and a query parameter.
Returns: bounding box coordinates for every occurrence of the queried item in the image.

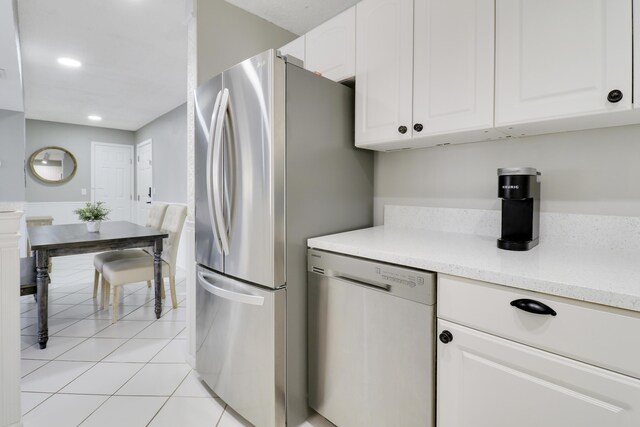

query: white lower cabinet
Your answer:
[437,319,640,427]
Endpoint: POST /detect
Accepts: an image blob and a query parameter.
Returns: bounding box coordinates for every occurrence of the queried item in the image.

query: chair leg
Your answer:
[100,277,107,309]
[170,276,177,309]
[93,270,100,298]
[147,280,152,288]
[112,286,120,324]
[161,278,166,300]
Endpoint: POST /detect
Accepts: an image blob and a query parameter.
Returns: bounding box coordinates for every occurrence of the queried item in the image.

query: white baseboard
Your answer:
[24,201,86,225]
[185,354,196,369]
[23,201,192,268]
[23,201,86,257]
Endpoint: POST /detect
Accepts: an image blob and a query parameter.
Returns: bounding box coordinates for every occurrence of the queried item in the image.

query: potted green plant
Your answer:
[74,202,110,232]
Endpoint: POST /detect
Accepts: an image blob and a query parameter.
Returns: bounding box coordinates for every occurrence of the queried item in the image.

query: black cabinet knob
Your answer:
[607,89,623,103]
[414,123,424,132]
[439,330,453,344]
[398,125,408,134]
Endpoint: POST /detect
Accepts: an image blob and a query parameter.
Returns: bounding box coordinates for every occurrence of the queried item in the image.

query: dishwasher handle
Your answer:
[335,275,391,292]
[198,271,264,306]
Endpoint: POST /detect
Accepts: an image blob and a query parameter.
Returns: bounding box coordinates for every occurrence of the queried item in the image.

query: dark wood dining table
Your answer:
[28,221,168,349]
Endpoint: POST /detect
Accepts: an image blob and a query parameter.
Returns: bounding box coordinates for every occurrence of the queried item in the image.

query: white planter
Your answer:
[86,220,102,233]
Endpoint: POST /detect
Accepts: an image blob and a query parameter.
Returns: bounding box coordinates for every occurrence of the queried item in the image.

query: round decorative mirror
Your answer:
[28,146,77,184]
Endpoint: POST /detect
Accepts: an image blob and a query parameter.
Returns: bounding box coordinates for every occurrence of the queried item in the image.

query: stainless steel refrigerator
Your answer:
[194,50,373,427]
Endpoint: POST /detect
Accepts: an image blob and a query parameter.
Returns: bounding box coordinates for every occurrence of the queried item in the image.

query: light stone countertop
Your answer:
[308,225,640,313]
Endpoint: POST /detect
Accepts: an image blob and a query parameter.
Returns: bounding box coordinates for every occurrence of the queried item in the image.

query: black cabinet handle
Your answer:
[607,89,623,103]
[398,125,408,134]
[439,330,453,344]
[414,123,423,132]
[510,299,557,316]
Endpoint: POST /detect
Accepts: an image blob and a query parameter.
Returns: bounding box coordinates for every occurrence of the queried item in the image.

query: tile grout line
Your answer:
[20,258,188,422]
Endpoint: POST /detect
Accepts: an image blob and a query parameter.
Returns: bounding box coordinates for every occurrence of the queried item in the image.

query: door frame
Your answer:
[136,138,153,224]
[90,141,135,221]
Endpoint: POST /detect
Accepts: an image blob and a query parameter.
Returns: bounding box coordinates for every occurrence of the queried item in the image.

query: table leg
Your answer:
[35,250,50,349]
[154,238,163,319]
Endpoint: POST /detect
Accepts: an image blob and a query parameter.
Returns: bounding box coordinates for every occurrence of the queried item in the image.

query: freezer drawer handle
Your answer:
[510,299,557,316]
[198,271,264,306]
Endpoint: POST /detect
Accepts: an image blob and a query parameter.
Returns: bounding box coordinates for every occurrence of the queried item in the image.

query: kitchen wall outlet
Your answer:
[81,188,87,196]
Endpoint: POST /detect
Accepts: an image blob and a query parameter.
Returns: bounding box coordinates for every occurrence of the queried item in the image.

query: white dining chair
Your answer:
[93,203,168,304]
[101,205,187,323]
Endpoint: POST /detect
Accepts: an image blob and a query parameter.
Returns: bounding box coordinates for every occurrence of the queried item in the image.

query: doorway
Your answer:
[91,141,134,221]
[136,139,153,225]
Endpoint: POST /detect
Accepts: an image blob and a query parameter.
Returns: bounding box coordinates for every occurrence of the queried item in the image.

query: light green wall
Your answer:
[0,110,25,202]
[25,120,135,202]
[135,103,187,203]
[197,0,295,85]
[374,124,640,224]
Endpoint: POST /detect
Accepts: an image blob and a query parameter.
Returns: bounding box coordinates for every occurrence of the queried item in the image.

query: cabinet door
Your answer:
[355,0,414,148]
[413,0,496,140]
[437,320,640,427]
[279,36,305,64]
[495,0,632,128]
[305,7,356,82]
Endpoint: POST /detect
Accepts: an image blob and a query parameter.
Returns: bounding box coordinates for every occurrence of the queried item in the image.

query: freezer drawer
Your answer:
[308,269,435,427]
[195,265,285,427]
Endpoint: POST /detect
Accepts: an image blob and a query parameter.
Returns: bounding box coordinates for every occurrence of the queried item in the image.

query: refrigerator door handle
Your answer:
[205,90,224,254]
[197,271,265,306]
[223,103,235,238]
[212,88,231,254]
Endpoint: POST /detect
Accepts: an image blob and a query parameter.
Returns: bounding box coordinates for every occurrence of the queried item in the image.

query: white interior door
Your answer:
[92,142,133,222]
[136,139,153,225]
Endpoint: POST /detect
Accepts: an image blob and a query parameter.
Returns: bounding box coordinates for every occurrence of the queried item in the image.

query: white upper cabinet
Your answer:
[305,7,356,82]
[279,36,305,64]
[355,0,414,148]
[356,0,505,150]
[495,0,633,134]
[413,0,500,143]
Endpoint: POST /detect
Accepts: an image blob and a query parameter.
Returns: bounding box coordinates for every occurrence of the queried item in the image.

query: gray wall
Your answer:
[0,110,25,202]
[135,103,187,203]
[374,124,640,224]
[25,120,135,202]
[197,0,295,85]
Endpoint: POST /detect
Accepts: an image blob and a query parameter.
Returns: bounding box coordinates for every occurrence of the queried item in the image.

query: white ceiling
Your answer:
[224,0,359,35]
[17,0,188,131]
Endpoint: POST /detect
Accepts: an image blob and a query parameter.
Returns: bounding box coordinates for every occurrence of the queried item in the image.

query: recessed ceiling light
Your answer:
[57,57,82,68]
[88,115,102,121]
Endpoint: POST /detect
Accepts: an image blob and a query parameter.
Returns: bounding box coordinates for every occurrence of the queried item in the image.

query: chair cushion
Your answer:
[93,250,150,272]
[102,256,170,287]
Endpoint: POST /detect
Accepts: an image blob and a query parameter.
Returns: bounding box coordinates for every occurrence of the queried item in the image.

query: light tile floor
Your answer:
[20,253,335,427]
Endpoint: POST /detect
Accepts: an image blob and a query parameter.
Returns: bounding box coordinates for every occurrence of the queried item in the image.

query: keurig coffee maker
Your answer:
[497,167,541,251]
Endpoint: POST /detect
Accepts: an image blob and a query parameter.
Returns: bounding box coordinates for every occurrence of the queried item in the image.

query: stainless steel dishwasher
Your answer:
[308,249,436,427]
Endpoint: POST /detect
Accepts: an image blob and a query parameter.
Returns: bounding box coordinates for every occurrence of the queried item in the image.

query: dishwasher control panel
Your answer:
[308,249,436,305]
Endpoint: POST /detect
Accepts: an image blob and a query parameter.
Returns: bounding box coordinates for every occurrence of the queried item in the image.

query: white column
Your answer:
[0,211,23,427]
[185,0,198,368]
